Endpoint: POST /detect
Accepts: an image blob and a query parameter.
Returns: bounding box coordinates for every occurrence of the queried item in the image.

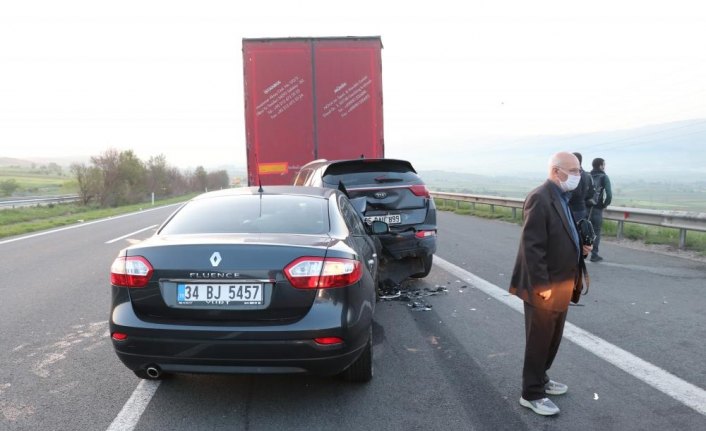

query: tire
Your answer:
[410,254,433,279]
[341,326,373,383]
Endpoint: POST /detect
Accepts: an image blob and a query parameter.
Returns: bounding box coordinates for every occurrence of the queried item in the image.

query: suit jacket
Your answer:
[509,180,582,311]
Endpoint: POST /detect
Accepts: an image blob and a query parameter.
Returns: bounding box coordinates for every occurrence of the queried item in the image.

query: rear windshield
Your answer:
[159,195,329,235]
[322,161,421,187]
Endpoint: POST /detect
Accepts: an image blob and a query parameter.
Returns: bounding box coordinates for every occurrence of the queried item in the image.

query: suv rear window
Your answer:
[322,160,421,187]
[159,195,329,235]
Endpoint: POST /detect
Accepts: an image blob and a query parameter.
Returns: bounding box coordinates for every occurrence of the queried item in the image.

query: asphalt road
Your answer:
[1,208,704,430]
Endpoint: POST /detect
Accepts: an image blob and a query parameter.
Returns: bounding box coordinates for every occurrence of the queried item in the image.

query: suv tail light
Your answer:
[409,184,430,198]
[415,230,437,238]
[111,256,153,288]
[284,257,362,289]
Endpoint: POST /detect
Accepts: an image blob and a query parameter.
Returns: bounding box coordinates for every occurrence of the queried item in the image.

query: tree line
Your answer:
[70,149,229,207]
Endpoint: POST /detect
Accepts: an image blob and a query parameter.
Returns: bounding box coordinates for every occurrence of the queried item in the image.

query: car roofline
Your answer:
[191,186,339,201]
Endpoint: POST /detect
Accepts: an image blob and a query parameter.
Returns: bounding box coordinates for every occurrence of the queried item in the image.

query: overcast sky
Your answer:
[1,0,705,171]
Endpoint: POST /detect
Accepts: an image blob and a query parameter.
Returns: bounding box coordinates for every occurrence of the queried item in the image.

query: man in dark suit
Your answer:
[510,151,592,416]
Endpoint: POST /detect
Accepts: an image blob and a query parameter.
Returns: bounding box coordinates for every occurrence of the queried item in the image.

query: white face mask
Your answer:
[558,169,581,192]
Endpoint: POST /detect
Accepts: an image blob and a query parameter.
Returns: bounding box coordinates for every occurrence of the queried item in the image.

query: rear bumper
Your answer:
[112,335,366,376]
[110,287,373,377]
[379,231,437,260]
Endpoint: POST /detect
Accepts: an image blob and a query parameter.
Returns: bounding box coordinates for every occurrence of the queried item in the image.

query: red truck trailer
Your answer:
[242,37,384,186]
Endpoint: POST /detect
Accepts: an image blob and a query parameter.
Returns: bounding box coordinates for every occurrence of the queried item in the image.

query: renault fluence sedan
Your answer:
[109,186,386,382]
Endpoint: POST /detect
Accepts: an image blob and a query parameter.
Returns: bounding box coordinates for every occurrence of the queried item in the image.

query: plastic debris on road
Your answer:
[378,280,452,311]
[409,301,432,311]
[378,290,401,300]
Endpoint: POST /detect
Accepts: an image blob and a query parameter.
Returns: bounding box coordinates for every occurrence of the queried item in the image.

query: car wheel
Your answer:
[410,254,433,279]
[341,325,373,383]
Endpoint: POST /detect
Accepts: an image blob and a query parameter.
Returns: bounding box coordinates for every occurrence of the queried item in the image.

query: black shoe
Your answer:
[590,254,603,262]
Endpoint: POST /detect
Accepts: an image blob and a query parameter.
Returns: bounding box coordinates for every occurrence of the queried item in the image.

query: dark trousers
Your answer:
[522,302,568,400]
[589,208,604,255]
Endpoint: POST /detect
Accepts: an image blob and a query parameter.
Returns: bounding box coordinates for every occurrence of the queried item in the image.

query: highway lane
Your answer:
[0,208,704,430]
[0,205,180,430]
[435,211,706,390]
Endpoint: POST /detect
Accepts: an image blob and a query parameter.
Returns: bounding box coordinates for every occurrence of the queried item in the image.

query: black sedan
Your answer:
[109,186,386,382]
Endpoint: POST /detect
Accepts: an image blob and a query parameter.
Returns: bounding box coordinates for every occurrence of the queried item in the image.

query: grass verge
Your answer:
[435,198,706,256]
[0,194,197,239]
[600,221,706,254]
[435,199,521,224]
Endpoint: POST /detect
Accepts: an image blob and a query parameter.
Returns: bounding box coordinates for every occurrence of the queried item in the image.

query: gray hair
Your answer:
[548,153,564,172]
[548,154,560,170]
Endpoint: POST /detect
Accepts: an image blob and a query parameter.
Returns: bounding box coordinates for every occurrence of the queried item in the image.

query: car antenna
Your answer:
[258,180,263,217]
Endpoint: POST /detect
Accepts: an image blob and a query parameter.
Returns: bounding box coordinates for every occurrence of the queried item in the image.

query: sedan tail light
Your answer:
[111,332,128,341]
[409,184,430,198]
[314,337,344,345]
[284,257,362,289]
[111,256,153,288]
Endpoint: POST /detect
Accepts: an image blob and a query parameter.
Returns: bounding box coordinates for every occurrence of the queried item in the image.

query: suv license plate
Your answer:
[365,214,401,225]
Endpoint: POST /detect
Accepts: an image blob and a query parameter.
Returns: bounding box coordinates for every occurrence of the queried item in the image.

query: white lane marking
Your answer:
[105,225,158,244]
[0,204,181,246]
[106,380,161,431]
[434,256,706,416]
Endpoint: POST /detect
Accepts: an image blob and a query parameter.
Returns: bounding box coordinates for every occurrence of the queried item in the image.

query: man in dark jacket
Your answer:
[589,158,612,262]
[510,151,592,416]
[568,152,595,221]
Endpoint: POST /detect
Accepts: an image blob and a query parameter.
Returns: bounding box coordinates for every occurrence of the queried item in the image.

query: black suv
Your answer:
[294,159,437,279]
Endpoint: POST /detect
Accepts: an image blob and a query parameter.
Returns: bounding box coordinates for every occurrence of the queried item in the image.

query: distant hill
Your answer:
[0,156,91,168]
[0,157,34,168]
[412,118,706,180]
[418,170,539,198]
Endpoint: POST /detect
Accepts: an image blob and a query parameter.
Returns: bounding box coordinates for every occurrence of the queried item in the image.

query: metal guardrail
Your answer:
[431,191,706,249]
[0,195,80,209]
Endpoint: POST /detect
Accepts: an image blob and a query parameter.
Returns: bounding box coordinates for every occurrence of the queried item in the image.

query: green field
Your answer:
[0,166,76,196]
[609,184,706,212]
[426,173,706,253]
[434,198,706,256]
[421,171,706,213]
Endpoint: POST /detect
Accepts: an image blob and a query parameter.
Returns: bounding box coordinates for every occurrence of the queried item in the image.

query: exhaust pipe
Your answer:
[145,365,161,379]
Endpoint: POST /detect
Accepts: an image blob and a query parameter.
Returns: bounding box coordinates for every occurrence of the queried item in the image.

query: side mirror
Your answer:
[370,220,389,235]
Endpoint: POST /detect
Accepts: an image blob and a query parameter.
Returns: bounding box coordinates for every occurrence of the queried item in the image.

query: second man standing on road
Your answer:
[568,152,595,222]
[589,157,612,262]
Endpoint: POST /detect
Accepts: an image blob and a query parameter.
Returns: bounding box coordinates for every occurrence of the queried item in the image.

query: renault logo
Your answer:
[374,191,387,199]
[210,252,222,267]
